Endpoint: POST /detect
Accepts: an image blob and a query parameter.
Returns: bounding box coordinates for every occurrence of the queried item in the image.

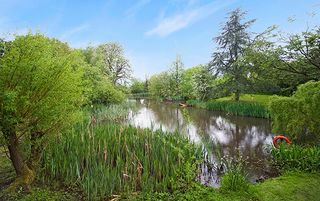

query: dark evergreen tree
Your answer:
[210,8,255,101]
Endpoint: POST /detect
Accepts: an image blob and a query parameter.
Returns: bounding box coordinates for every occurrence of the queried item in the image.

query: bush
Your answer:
[269,81,320,143]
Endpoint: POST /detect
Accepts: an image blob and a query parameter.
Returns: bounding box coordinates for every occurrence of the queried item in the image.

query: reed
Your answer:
[220,154,249,192]
[187,99,269,118]
[206,101,269,118]
[272,145,320,172]
[41,123,202,200]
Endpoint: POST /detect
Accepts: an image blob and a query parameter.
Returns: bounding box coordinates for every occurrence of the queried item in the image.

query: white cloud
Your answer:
[125,0,151,18]
[145,0,236,37]
[59,24,89,40]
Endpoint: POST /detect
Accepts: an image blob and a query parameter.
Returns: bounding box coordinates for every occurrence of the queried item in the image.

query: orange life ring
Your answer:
[273,135,291,148]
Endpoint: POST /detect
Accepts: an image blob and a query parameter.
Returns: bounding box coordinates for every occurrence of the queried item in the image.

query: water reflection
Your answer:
[128,99,274,186]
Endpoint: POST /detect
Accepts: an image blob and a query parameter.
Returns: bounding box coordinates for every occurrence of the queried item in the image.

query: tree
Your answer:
[210,8,255,101]
[148,72,172,99]
[243,27,320,95]
[277,28,320,80]
[0,34,84,190]
[192,65,214,100]
[81,47,125,104]
[97,42,132,85]
[169,55,184,99]
[130,78,147,94]
[180,66,202,100]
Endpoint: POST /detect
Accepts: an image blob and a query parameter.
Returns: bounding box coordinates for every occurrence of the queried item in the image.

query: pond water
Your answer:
[127,99,275,187]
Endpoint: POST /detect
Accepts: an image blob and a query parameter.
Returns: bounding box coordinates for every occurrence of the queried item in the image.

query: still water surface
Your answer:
[127,99,274,186]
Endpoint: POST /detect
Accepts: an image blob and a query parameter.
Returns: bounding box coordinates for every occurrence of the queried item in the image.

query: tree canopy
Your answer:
[0,33,85,189]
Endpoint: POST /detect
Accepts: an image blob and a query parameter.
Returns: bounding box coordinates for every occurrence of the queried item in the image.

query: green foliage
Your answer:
[148,71,172,99]
[216,94,272,106]
[210,8,256,101]
[96,43,132,85]
[192,65,214,100]
[187,98,269,118]
[269,81,320,142]
[180,66,201,100]
[42,124,202,200]
[134,172,320,201]
[220,154,250,192]
[0,33,84,143]
[130,78,147,94]
[221,171,249,192]
[81,48,125,105]
[207,101,269,118]
[93,101,137,123]
[272,145,320,172]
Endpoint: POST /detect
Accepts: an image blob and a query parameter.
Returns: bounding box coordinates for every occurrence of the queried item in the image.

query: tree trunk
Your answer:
[7,133,35,192]
[235,89,240,101]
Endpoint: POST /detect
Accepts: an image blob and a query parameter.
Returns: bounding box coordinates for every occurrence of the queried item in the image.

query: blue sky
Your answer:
[0,0,319,79]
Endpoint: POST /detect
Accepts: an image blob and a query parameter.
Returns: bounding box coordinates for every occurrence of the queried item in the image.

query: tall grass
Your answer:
[41,123,202,200]
[272,145,320,172]
[187,100,269,118]
[94,101,137,123]
[220,154,249,192]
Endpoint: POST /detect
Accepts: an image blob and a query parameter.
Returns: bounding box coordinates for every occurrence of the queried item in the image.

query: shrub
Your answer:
[269,81,320,143]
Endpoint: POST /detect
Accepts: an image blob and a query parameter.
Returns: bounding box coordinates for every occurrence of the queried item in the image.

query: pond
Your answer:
[127,99,275,187]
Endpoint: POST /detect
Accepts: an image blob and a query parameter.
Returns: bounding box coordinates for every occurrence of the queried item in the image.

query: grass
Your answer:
[134,171,320,201]
[187,94,272,118]
[41,123,203,200]
[2,144,320,200]
[216,94,273,106]
[254,171,320,201]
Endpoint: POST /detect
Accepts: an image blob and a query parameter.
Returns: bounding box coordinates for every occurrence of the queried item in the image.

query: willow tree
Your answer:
[210,8,255,101]
[0,33,84,190]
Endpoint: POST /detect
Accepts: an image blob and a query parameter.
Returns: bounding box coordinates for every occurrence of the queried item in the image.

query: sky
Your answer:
[0,0,319,79]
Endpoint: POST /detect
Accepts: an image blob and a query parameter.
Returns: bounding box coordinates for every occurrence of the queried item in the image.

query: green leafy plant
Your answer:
[220,155,249,192]
[41,123,203,200]
[269,81,320,143]
[272,144,320,172]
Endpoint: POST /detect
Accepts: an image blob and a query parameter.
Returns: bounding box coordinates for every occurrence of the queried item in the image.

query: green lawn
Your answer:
[255,172,320,201]
[136,172,320,201]
[216,94,274,106]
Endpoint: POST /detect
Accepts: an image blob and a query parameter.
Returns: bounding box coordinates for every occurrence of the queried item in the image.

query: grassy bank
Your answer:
[187,94,272,118]
[134,171,320,201]
[2,145,320,200]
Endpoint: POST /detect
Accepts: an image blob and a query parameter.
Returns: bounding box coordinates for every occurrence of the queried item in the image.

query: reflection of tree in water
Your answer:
[145,101,186,132]
[131,100,273,184]
[186,108,273,178]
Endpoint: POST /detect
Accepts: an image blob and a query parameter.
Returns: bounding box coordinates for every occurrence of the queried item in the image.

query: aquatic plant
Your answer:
[219,154,249,192]
[272,144,320,172]
[41,123,203,200]
[187,99,269,118]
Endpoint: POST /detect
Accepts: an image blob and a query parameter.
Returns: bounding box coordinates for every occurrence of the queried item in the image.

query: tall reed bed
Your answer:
[206,101,269,118]
[94,101,137,123]
[272,145,320,172]
[41,123,202,200]
[187,100,269,118]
